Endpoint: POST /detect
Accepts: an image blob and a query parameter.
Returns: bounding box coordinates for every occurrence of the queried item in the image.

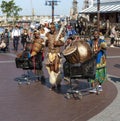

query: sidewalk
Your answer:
[0,50,118,121]
[89,75,120,121]
[89,46,120,121]
[0,40,119,121]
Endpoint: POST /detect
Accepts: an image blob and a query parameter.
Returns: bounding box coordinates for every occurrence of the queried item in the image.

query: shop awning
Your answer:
[80,4,120,14]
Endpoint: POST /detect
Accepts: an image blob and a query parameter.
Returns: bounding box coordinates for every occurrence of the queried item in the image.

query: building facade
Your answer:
[80,0,120,24]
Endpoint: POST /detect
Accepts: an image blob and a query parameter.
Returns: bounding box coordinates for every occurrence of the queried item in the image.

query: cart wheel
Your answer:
[18,81,22,85]
[96,91,100,95]
[96,87,100,95]
[24,77,28,81]
[73,93,79,99]
[78,92,82,100]
[41,76,46,84]
[37,77,40,81]
[66,93,71,99]
[27,82,30,85]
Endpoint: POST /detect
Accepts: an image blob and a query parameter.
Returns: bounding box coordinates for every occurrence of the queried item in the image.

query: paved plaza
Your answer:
[0,42,120,121]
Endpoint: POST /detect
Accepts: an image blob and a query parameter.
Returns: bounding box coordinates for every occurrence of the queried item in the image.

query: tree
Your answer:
[0,0,22,24]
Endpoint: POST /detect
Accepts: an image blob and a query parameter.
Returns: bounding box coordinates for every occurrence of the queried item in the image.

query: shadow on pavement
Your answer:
[114,64,120,69]
[109,76,120,83]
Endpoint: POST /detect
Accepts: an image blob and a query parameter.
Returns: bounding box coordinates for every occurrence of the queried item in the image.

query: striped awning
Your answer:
[80,4,120,14]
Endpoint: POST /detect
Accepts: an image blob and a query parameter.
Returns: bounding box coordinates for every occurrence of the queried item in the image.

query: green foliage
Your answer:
[0,0,22,19]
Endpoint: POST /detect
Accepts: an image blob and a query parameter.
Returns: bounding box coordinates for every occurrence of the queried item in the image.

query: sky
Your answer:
[0,0,84,16]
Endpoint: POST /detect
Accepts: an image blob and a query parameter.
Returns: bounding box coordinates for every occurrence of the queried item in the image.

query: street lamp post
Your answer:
[97,0,100,33]
[31,0,34,23]
[45,0,60,23]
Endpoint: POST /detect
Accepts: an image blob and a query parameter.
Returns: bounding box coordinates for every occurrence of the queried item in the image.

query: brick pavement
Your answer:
[89,46,120,121]
[0,41,119,121]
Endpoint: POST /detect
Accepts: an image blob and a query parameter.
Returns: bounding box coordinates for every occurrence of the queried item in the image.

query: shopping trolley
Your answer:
[15,51,43,85]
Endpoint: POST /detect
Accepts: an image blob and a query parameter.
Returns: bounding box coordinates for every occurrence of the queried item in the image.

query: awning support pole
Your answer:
[97,0,100,33]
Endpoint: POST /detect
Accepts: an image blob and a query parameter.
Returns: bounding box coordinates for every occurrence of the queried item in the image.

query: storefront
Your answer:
[80,1,120,23]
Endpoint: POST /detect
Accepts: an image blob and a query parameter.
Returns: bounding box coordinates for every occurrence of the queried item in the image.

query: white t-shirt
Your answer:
[11,28,21,38]
[44,27,50,34]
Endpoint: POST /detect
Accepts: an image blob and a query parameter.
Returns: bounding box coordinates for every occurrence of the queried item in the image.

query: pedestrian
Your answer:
[11,25,21,51]
[21,28,30,50]
[0,39,6,52]
[45,23,65,90]
[99,32,105,40]
[66,23,72,37]
[31,30,45,84]
[3,28,10,52]
[110,25,117,47]
[70,26,77,36]
[87,30,107,93]
[39,26,48,45]
[64,36,74,49]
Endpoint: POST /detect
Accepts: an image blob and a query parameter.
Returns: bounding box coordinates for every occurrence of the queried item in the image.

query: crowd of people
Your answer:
[0,21,109,93]
[109,24,120,47]
[0,28,10,52]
